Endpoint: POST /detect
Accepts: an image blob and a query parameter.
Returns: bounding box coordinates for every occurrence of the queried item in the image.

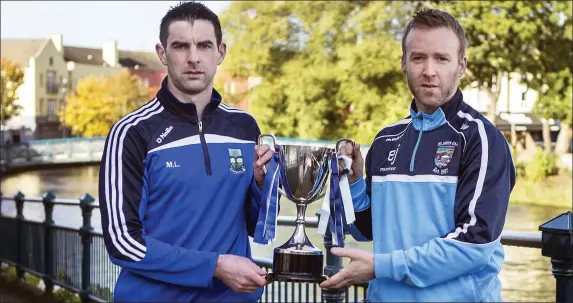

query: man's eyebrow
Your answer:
[409,51,427,57]
[433,52,452,58]
[196,39,215,46]
[170,40,189,46]
[410,51,452,58]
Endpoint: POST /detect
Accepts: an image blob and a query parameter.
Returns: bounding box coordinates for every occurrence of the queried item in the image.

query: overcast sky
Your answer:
[1,1,231,52]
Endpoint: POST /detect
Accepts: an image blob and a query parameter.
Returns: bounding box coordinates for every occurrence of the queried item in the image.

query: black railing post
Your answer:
[42,191,55,296]
[539,211,573,303]
[322,222,345,303]
[26,143,32,161]
[79,193,95,303]
[14,191,25,280]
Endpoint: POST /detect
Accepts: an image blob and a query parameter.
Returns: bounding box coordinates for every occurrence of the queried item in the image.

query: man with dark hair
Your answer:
[321,8,516,302]
[98,1,273,302]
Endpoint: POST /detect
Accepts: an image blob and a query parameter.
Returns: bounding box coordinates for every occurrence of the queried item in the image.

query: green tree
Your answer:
[59,70,151,137]
[220,1,572,147]
[529,1,572,154]
[437,1,572,152]
[221,1,418,143]
[1,58,25,126]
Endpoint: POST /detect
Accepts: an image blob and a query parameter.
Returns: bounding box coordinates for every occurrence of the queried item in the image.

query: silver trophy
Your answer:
[258,134,354,283]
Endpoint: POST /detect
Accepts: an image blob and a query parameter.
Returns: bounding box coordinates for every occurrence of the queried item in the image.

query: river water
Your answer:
[0,165,569,302]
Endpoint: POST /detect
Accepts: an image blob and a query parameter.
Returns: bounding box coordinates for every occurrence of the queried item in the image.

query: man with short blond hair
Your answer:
[321,9,516,302]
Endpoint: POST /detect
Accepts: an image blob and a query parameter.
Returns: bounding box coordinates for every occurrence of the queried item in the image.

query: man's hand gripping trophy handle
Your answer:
[336,139,363,184]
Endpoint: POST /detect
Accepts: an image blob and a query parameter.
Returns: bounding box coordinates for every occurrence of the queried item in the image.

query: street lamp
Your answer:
[60,62,75,138]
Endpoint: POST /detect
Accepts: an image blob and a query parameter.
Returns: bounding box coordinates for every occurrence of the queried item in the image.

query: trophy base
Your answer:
[265,247,326,283]
[265,272,327,283]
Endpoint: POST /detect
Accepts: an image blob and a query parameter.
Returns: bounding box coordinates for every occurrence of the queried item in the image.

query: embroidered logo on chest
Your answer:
[229,148,246,174]
[433,141,457,173]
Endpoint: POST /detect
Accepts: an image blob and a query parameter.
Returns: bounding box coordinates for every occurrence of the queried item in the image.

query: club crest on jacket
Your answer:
[229,148,246,174]
[434,142,456,169]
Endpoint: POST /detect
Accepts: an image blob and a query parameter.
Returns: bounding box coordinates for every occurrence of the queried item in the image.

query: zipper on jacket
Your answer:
[198,120,212,176]
[409,117,424,172]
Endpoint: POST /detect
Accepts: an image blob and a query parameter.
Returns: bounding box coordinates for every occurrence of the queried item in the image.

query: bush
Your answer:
[515,161,526,178]
[53,288,81,303]
[525,148,558,182]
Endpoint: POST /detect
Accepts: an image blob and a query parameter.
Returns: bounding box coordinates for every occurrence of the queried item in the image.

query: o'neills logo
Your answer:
[156,126,173,143]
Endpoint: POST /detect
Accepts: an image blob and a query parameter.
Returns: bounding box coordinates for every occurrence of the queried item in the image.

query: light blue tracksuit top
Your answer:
[347,89,516,302]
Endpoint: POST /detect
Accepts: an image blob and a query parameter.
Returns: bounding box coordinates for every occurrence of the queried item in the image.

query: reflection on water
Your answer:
[1,166,569,302]
[1,165,102,232]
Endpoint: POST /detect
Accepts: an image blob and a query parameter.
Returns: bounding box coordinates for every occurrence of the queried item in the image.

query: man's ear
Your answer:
[458,56,467,78]
[217,42,227,66]
[155,43,167,66]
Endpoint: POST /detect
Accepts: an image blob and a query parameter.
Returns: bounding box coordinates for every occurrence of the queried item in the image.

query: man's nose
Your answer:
[187,46,200,63]
[422,60,437,77]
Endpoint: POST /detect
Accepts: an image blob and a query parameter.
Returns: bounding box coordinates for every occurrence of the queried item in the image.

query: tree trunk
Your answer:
[487,91,498,124]
[554,124,572,154]
[487,73,502,125]
[542,119,552,153]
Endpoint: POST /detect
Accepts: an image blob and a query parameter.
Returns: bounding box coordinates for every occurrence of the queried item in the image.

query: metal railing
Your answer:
[0,192,569,303]
[0,136,371,173]
[0,138,105,173]
[0,192,368,302]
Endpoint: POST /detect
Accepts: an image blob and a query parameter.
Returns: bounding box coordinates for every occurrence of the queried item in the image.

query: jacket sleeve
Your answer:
[346,148,373,241]
[373,120,516,287]
[98,123,219,288]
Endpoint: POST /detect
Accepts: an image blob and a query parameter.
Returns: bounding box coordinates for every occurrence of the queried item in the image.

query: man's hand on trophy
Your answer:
[319,247,375,290]
[338,142,364,184]
[254,144,273,189]
[214,254,270,293]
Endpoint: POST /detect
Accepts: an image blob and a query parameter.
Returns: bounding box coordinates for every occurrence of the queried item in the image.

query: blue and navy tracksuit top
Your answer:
[348,88,516,302]
[98,77,263,302]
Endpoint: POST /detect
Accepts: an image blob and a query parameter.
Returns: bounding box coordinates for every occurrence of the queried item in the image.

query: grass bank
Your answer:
[510,172,572,208]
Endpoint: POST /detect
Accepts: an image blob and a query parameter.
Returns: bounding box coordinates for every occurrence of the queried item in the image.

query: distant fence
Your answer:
[0,136,371,173]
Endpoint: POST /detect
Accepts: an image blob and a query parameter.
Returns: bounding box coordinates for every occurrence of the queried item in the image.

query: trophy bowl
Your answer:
[259,134,353,283]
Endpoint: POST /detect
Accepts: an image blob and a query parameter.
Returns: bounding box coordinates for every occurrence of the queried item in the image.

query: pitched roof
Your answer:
[63,46,106,65]
[1,38,164,70]
[119,50,164,69]
[0,39,48,67]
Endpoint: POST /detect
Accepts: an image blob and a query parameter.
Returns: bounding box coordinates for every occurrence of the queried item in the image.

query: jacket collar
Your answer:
[409,88,464,131]
[156,76,222,123]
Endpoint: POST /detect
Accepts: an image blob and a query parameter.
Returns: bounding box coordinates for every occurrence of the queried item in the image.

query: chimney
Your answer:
[102,40,118,67]
[50,34,63,52]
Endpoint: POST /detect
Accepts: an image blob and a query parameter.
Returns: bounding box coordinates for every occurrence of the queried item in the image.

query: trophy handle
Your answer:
[335,138,355,153]
[257,133,287,197]
[258,133,277,149]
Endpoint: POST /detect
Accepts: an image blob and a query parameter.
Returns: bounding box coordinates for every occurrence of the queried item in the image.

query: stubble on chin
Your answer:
[175,77,207,95]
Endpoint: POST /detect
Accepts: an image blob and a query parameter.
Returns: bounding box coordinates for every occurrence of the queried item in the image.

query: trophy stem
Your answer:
[293,203,308,250]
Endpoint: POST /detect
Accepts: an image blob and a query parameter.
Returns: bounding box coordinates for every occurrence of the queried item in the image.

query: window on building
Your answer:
[46,70,58,94]
[47,99,57,121]
[49,57,53,66]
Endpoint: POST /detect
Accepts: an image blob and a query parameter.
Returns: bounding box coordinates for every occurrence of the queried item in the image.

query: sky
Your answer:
[0,1,231,52]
